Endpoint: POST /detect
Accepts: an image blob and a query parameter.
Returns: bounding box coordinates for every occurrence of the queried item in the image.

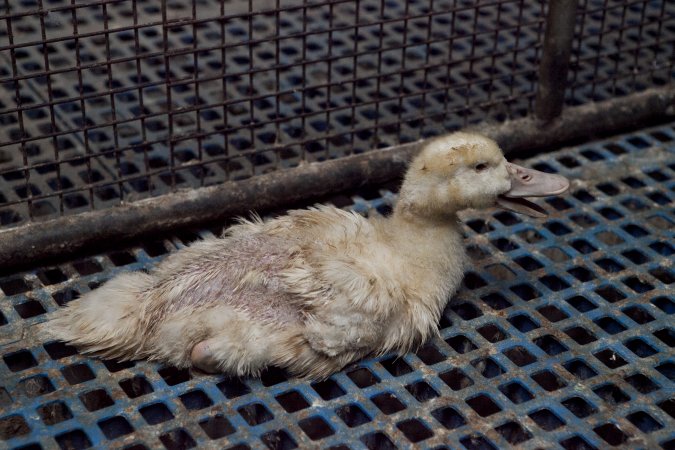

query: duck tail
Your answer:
[43,272,154,361]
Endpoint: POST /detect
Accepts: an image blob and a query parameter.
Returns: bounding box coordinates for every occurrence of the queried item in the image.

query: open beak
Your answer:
[496,162,570,218]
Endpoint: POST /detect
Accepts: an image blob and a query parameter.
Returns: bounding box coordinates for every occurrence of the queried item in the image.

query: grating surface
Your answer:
[1,124,674,449]
[0,0,673,229]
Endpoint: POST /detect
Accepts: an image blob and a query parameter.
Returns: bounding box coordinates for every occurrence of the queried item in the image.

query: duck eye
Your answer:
[474,163,488,172]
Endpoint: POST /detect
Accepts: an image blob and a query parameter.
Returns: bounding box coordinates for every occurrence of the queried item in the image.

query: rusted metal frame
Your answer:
[0,85,672,271]
[534,0,579,123]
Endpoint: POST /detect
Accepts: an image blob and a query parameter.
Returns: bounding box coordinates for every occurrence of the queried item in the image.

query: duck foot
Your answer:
[190,340,220,374]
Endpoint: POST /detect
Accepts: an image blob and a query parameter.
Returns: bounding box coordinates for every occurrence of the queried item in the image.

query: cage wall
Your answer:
[0,0,672,234]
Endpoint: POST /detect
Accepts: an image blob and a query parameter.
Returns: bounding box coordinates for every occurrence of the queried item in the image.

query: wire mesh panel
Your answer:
[567,0,675,105]
[1,0,546,228]
[0,123,673,449]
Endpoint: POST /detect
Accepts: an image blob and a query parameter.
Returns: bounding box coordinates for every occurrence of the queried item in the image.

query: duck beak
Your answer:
[496,162,570,218]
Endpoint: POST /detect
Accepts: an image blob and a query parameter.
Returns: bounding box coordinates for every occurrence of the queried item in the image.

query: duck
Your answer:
[44,132,569,379]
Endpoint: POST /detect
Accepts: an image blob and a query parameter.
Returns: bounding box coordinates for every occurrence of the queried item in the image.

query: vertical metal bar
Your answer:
[71,0,96,208]
[37,0,62,215]
[349,0,360,154]
[219,2,230,180]
[534,0,579,123]
[161,0,176,190]
[4,0,32,219]
[132,0,151,196]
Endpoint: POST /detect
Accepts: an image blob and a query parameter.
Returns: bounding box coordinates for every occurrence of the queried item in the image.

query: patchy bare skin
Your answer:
[44,132,569,379]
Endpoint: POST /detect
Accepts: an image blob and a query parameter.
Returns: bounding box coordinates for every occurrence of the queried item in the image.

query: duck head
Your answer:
[396,132,569,220]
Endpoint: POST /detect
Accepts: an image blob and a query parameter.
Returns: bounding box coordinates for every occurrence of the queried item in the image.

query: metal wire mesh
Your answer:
[0,122,673,449]
[1,0,672,231]
[0,0,549,228]
[567,0,674,105]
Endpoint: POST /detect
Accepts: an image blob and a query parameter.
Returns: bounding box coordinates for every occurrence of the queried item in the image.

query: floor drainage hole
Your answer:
[0,415,31,440]
[380,356,413,376]
[477,324,508,342]
[0,278,30,296]
[559,435,597,450]
[179,390,213,411]
[537,305,569,322]
[495,421,532,444]
[459,434,497,450]
[656,362,675,381]
[566,295,597,312]
[626,410,663,433]
[238,403,274,426]
[445,335,478,354]
[481,293,512,310]
[61,363,95,385]
[471,357,506,379]
[565,326,598,345]
[508,314,540,333]
[19,375,54,397]
[274,390,309,413]
[371,392,406,415]
[396,418,433,443]
[37,401,73,425]
[466,394,501,417]
[298,416,334,441]
[139,402,174,425]
[55,429,91,450]
[531,370,567,391]
[624,373,660,394]
[3,350,38,372]
[119,376,153,398]
[561,396,597,418]
[653,328,675,347]
[563,359,598,380]
[336,404,371,427]
[623,305,655,324]
[98,416,133,440]
[502,346,536,367]
[159,428,197,450]
[593,383,630,404]
[14,300,46,319]
[533,335,568,356]
[596,282,630,302]
[79,389,114,412]
[593,423,630,446]
[347,367,380,388]
[528,408,564,431]
[361,432,397,450]
[311,378,345,400]
[415,343,446,365]
[439,368,474,391]
[405,381,439,402]
[431,406,466,429]
[624,338,658,358]
[652,296,674,314]
[199,415,235,440]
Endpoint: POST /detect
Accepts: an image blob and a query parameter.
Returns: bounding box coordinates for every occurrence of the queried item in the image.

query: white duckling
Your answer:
[45,132,568,379]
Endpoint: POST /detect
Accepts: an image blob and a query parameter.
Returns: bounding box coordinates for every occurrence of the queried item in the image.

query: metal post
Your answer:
[534,0,579,123]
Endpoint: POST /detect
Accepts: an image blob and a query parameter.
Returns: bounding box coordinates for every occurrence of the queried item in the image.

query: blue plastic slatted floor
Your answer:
[0,123,674,449]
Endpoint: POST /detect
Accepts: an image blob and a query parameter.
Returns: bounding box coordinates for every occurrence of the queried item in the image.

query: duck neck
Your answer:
[386,205,464,262]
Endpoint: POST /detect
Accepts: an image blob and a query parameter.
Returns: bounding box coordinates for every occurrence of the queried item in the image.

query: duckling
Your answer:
[44,132,568,379]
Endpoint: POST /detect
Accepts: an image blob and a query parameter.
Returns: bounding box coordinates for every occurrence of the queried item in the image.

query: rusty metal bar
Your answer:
[0,85,672,271]
[534,0,579,122]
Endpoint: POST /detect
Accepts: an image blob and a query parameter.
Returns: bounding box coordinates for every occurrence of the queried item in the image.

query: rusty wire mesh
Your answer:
[0,0,672,230]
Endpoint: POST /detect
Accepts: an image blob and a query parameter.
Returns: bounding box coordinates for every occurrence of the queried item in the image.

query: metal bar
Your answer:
[0,85,672,271]
[534,0,579,122]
